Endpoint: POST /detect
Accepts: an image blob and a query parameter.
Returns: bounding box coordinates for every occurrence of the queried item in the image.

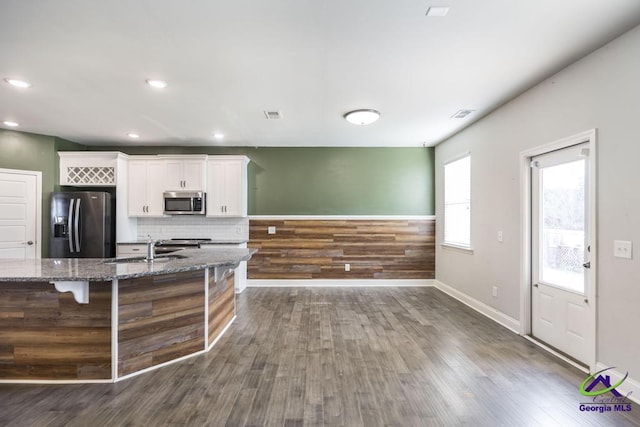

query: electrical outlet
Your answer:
[345,263,350,272]
[492,286,498,297]
[267,226,276,235]
[235,226,242,235]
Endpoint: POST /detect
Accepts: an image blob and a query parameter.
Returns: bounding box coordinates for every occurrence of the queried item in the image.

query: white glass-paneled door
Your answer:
[531,142,593,365]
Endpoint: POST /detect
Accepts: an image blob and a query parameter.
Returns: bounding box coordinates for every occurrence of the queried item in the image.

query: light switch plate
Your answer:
[497,231,503,243]
[614,240,632,259]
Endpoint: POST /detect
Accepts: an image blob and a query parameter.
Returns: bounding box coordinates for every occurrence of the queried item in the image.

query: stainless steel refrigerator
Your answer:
[50,191,115,258]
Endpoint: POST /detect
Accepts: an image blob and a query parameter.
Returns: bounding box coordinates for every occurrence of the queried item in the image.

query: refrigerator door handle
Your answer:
[68,198,75,253]
[75,198,81,252]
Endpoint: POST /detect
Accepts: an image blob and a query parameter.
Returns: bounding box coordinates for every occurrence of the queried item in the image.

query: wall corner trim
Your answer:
[434,279,521,333]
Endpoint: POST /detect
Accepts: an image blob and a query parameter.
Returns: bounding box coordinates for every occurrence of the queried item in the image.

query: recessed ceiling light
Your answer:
[344,109,381,126]
[145,79,168,89]
[4,78,32,88]
[213,132,224,140]
[426,6,450,17]
[127,132,140,139]
[3,120,19,127]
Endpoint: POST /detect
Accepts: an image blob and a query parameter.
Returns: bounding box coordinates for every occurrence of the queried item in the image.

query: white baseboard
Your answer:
[594,363,640,406]
[434,279,521,333]
[247,279,436,287]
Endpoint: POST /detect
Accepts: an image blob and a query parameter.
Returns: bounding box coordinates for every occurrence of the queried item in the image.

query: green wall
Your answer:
[91,146,435,215]
[0,129,84,256]
[0,128,434,257]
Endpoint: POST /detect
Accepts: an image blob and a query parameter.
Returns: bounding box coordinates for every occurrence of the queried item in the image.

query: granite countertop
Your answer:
[0,247,257,282]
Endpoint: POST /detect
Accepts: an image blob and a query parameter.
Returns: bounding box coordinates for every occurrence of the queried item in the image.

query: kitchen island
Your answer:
[0,247,256,383]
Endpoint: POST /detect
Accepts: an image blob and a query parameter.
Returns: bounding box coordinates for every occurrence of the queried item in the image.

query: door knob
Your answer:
[27,240,34,245]
[583,261,591,269]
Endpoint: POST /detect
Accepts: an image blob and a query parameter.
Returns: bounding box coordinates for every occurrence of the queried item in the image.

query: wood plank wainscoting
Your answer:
[248,218,435,280]
[208,271,235,346]
[118,270,206,378]
[0,281,112,380]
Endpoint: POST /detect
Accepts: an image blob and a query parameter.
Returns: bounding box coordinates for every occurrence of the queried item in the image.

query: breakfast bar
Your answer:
[0,247,256,383]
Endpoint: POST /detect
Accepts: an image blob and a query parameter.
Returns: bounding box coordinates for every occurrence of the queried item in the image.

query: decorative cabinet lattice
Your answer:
[58,152,123,186]
[65,166,116,185]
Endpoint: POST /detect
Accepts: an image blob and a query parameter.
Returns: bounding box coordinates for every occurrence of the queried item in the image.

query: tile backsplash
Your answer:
[136,216,249,242]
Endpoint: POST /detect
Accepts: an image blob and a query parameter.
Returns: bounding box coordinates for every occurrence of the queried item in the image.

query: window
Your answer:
[444,154,471,248]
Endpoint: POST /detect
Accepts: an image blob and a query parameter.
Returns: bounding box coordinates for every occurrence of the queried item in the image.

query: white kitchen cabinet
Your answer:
[206,156,249,217]
[163,156,206,191]
[116,244,146,257]
[128,159,165,216]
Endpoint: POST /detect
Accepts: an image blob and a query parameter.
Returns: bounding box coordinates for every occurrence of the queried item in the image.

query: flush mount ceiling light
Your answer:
[344,109,381,126]
[127,132,140,139]
[4,78,32,88]
[213,132,224,140]
[425,6,450,17]
[3,120,19,127]
[145,79,168,89]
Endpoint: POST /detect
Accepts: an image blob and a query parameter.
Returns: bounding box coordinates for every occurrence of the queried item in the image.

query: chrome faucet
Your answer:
[146,235,157,261]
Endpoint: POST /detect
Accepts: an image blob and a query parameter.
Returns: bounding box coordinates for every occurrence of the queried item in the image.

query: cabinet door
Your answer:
[145,161,166,216]
[164,160,184,190]
[223,160,244,216]
[182,160,205,191]
[128,160,149,216]
[206,160,226,216]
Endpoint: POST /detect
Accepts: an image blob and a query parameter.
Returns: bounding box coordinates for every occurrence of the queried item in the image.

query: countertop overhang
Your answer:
[0,247,256,282]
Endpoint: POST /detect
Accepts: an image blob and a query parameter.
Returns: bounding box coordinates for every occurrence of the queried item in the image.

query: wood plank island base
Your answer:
[0,247,256,383]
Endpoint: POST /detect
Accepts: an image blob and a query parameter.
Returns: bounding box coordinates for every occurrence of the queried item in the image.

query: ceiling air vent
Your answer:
[264,110,282,120]
[451,109,475,119]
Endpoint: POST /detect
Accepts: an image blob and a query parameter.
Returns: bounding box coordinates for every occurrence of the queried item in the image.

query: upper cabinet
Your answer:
[206,156,249,217]
[128,158,166,217]
[59,152,126,186]
[58,152,249,219]
[162,156,207,191]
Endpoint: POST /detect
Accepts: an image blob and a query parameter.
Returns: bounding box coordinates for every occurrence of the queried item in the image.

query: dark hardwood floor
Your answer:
[1,287,638,426]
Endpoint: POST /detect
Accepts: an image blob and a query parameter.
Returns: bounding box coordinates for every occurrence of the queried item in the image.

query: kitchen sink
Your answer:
[103,254,187,264]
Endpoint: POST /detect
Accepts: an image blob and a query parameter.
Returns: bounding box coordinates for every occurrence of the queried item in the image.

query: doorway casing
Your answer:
[519,129,597,372]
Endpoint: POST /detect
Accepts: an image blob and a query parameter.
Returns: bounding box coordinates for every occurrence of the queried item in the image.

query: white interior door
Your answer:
[0,169,40,259]
[531,143,593,364]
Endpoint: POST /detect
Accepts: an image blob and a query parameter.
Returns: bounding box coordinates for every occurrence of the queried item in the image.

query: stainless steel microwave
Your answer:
[163,191,206,215]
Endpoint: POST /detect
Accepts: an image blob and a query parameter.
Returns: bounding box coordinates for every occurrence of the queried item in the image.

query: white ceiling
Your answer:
[2,1,640,147]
